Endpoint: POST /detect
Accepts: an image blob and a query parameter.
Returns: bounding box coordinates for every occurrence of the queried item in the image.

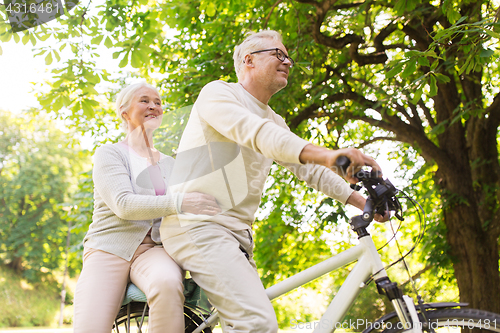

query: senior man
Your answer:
[161,30,387,333]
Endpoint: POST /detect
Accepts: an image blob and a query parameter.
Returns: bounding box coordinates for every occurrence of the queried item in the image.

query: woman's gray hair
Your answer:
[233,30,283,81]
[115,82,159,132]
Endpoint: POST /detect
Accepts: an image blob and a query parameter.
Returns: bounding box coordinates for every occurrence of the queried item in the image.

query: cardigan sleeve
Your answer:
[92,145,180,220]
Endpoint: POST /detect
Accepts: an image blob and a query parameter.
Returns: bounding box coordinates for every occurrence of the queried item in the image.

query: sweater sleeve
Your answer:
[196,81,310,165]
[92,145,180,220]
[277,161,354,205]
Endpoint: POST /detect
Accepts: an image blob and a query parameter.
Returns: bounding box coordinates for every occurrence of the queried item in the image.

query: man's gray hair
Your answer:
[233,30,283,81]
[115,82,159,132]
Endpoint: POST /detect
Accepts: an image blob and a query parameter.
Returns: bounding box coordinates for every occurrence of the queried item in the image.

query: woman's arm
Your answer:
[93,145,221,220]
[93,145,179,220]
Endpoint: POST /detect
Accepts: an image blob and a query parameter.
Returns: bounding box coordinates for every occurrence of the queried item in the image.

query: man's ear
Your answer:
[243,54,253,66]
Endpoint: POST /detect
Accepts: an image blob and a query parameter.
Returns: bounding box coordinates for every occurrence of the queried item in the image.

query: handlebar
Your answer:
[335,156,403,223]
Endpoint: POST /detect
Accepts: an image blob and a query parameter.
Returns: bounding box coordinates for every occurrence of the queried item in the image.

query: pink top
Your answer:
[117,142,166,237]
[118,142,166,195]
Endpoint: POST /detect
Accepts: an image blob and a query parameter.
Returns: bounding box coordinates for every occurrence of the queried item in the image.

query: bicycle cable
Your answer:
[365,190,427,286]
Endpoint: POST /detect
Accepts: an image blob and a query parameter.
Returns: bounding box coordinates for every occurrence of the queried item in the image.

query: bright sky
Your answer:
[0,39,50,113]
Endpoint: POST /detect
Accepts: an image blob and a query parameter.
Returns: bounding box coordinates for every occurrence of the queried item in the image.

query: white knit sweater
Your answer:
[85,143,181,261]
[161,81,354,237]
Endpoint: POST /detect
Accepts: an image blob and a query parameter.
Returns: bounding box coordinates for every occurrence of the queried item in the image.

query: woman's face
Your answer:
[124,87,163,132]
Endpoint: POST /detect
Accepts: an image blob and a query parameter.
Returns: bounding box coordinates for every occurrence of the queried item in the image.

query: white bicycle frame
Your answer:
[192,232,419,333]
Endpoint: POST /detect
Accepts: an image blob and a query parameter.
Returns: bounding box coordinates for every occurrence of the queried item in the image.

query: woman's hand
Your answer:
[181,192,222,215]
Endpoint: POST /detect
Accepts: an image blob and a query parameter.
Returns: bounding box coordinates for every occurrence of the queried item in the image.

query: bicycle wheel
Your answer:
[380,308,500,333]
[113,302,212,333]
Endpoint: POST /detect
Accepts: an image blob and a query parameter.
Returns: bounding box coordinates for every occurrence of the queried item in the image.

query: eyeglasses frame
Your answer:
[248,48,295,67]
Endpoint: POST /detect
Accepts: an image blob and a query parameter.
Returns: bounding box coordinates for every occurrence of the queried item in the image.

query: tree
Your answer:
[1,0,499,313]
[0,110,88,281]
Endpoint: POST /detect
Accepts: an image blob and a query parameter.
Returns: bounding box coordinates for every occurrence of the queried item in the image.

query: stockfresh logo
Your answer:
[4,0,79,32]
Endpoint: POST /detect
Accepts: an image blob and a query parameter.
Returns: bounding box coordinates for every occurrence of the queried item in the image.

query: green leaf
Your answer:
[104,36,113,48]
[430,120,448,135]
[447,10,461,24]
[480,48,494,58]
[206,2,216,16]
[0,32,12,42]
[71,101,82,113]
[402,59,417,79]
[91,35,104,45]
[483,29,500,39]
[53,96,64,110]
[429,75,438,97]
[22,33,30,45]
[29,33,36,46]
[45,52,53,65]
[131,50,142,68]
[13,33,20,43]
[417,57,430,67]
[385,62,404,79]
[82,100,95,118]
[434,73,450,83]
[61,95,71,107]
[297,63,313,75]
[118,52,129,68]
[53,50,61,62]
[455,16,468,25]
[411,86,424,104]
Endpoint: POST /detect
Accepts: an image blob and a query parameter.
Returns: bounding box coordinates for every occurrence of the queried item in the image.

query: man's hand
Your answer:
[374,211,391,223]
[299,144,382,184]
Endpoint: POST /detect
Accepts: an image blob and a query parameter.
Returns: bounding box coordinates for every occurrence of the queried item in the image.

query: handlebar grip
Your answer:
[335,156,351,174]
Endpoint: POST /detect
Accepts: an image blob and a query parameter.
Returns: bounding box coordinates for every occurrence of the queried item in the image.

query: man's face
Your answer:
[250,39,293,95]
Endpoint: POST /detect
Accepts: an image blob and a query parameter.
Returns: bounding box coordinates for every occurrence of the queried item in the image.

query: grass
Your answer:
[0,265,61,328]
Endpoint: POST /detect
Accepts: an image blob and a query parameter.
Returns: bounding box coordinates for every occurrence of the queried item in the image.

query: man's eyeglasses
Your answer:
[249,48,295,67]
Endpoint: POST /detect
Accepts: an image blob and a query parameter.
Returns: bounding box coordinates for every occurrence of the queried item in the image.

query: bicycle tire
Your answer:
[380,308,500,333]
[113,302,213,333]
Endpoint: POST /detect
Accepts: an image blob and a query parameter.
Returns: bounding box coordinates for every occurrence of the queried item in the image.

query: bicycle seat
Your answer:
[121,278,207,308]
[122,283,147,305]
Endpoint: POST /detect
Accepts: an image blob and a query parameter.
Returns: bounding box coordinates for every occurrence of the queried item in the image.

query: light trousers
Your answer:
[73,235,185,333]
[162,222,278,333]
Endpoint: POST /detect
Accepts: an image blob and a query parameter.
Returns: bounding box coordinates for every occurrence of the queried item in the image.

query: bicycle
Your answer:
[114,157,500,333]
[112,278,213,333]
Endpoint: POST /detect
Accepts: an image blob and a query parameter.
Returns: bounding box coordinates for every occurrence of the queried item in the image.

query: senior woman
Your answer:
[73,82,220,333]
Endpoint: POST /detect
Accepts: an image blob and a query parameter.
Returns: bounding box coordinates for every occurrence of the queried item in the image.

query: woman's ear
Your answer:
[122,112,128,120]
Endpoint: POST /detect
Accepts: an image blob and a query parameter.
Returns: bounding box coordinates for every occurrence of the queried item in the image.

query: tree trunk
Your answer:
[7,256,23,273]
[439,156,500,313]
[444,204,500,312]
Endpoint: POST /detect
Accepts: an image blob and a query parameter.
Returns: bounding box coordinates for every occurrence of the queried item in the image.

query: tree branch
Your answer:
[486,91,500,133]
[263,0,284,28]
[400,264,435,289]
[357,136,399,149]
[418,100,436,128]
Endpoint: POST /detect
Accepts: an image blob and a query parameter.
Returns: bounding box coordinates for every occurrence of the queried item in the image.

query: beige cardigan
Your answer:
[85,143,181,261]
